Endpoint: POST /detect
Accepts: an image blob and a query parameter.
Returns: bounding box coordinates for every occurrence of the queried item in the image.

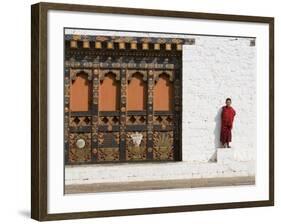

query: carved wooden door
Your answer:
[64,34,190,164]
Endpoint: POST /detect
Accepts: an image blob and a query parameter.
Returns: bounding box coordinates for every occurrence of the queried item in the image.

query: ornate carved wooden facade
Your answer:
[64,33,195,164]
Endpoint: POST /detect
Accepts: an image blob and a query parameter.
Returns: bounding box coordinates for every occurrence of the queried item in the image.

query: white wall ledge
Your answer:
[65,159,255,185]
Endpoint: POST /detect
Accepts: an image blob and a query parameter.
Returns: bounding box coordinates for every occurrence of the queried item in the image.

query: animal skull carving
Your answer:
[130,132,143,147]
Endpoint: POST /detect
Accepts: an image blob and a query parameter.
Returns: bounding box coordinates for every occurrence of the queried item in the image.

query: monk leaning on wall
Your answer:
[220,98,236,148]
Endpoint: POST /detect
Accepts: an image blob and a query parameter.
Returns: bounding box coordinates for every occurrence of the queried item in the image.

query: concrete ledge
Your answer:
[65,160,255,185]
[65,176,255,194]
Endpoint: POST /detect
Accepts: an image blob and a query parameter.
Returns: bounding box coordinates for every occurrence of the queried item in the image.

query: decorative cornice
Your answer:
[65,34,195,50]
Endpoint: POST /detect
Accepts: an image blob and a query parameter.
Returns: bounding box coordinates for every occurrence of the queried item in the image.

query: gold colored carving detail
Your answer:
[92,69,99,146]
[119,42,125,49]
[99,116,119,125]
[156,38,166,44]
[98,148,119,161]
[70,116,91,127]
[153,132,174,160]
[99,69,120,81]
[126,115,146,125]
[95,36,109,42]
[107,42,114,49]
[70,69,92,81]
[154,70,174,82]
[127,70,147,81]
[95,41,102,49]
[147,71,154,141]
[130,42,137,50]
[142,43,149,50]
[70,40,77,48]
[93,72,99,105]
[65,58,80,68]
[176,44,182,51]
[64,117,69,143]
[126,132,147,160]
[65,59,177,70]
[83,40,90,48]
[114,132,120,145]
[165,43,172,50]
[64,76,70,144]
[154,115,173,126]
[98,132,120,146]
[72,35,81,41]
[69,133,91,163]
[119,70,127,145]
[154,43,160,50]
[98,132,104,145]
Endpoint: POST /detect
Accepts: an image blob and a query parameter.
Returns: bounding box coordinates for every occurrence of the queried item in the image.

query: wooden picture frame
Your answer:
[31,2,274,221]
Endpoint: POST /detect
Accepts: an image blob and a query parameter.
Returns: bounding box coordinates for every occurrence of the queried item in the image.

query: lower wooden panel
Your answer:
[153,131,174,160]
[126,132,147,161]
[69,133,92,163]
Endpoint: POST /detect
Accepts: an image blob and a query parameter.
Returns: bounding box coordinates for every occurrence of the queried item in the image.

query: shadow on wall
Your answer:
[209,107,222,162]
[214,107,222,148]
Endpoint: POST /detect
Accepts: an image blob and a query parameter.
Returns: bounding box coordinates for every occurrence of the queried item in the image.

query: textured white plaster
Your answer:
[217,148,234,164]
[182,36,256,163]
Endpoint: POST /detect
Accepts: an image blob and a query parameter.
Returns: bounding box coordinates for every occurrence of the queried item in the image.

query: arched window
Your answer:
[99,72,120,111]
[154,73,173,111]
[127,73,147,111]
[70,72,91,112]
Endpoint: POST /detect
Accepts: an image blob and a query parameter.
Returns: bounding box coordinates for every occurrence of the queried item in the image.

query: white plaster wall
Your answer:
[182,36,256,162]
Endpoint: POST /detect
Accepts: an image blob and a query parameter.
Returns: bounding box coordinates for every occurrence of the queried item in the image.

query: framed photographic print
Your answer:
[31,2,274,221]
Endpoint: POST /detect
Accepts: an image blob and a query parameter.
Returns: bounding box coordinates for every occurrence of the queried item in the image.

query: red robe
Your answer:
[220,106,236,144]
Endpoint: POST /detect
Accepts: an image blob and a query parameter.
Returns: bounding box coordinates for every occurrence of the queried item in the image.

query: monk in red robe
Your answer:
[220,98,236,148]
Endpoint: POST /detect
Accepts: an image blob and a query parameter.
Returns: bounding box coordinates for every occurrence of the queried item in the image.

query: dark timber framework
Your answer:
[64,33,195,164]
